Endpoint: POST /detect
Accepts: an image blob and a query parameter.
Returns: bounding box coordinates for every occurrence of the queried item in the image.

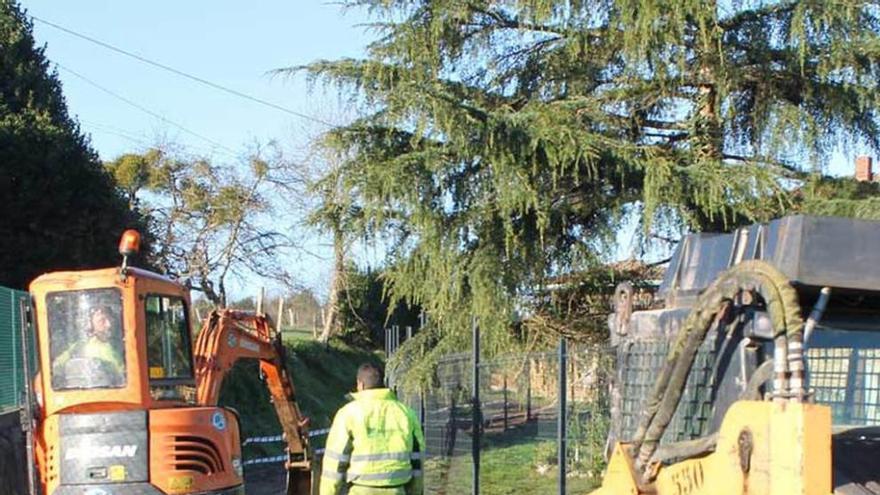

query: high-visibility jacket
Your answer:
[320,388,425,495]
[53,337,125,377]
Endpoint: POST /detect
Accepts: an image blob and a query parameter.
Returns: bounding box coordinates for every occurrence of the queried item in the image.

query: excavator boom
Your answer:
[194,309,312,494]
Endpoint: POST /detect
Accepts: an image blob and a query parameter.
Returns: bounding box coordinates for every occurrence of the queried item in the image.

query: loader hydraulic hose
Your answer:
[630,260,803,474]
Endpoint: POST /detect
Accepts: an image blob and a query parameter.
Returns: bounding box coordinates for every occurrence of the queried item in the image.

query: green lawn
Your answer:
[424,429,602,495]
[221,339,604,494]
[280,325,318,340]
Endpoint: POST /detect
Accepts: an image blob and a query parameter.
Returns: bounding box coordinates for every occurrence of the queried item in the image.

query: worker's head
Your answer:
[356,363,384,391]
[88,306,114,341]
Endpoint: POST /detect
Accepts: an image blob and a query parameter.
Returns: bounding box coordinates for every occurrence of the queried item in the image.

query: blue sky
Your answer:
[23,1,375,298]
[25,1,371,158]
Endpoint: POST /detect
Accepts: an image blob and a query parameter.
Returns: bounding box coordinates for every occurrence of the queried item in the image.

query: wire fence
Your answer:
[241,428,330,466]
[391,340,614,495]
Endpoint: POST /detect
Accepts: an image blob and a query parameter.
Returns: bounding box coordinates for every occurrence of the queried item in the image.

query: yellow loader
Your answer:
[592,215,880,495]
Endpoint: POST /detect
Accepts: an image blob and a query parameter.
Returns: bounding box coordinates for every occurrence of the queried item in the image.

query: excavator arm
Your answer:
[194,309,311,494]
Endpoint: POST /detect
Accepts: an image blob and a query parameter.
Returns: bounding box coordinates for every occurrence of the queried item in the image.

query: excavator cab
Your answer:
[28,232,245,495]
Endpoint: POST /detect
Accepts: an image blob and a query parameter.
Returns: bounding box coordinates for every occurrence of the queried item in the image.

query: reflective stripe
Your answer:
[350,451,411,462]
[323,450,351,462]
[347,469,413,482]
[321,469,346,481]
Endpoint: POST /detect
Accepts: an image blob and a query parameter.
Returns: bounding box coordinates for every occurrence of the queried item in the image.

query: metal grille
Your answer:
[617,339,717,443]
[809,347,880,425]
[616,338,880,441]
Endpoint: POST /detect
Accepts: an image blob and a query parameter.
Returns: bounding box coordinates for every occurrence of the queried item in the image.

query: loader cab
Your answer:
[611,216,880,437]
[30,266,197,416]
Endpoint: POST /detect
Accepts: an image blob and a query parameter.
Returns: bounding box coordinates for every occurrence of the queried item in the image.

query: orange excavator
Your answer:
[20,230,312,495]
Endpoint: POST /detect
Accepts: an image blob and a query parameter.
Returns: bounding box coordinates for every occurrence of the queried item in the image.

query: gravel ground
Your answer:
[243,464,290,495]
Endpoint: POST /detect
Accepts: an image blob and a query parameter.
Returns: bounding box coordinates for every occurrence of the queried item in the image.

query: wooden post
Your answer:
[256,287,265,315]
[276,297,285,333]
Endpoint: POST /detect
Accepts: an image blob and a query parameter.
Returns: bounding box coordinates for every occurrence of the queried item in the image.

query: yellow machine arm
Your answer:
[594,401,832,495]
[591,261,833,495]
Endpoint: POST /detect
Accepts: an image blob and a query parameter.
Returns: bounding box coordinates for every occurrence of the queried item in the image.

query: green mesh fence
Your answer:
[0,286,32,409]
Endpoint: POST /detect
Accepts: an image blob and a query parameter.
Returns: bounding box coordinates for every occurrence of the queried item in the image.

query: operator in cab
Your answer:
[52,305,125,387]
[320,363,425,495]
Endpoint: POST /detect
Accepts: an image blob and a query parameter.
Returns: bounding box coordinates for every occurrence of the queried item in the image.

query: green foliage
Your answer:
[106,147,296,305]
[528,260,664,343]
[283,289,324,330]
[797,174,880,220]
[0,0,148,289]
[423,432,601,494]
[218,338,383,459]
[291,1,880,381]
[336,264,421,348]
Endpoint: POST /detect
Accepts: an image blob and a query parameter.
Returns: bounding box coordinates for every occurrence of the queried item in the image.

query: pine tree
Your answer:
[291,0,880,372]
[0,0,147,289]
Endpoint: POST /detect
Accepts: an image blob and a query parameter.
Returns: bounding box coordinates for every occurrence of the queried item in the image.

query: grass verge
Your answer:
[218,337,383,456]
[424,427,601,495]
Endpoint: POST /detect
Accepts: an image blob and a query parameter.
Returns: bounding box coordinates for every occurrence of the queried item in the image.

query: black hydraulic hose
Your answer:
[630,260,803,474]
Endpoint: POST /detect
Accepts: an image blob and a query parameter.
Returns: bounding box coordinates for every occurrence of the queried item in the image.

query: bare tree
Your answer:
[305,143,354,344]
[106,142,304,306]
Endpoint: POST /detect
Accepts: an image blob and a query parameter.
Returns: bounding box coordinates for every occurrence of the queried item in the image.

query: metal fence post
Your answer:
[419,387,426,436]
[472,318,481,495]
[447,392,457,458]
[526,358,532,422]
[503,374,508,431]
[558,338,567,495]
[19,296,37,495]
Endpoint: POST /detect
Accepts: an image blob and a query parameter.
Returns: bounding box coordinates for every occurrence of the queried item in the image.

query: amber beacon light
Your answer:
[118,229,141,275]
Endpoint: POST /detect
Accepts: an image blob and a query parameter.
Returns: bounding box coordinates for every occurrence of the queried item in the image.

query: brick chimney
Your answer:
[855,156,874,182]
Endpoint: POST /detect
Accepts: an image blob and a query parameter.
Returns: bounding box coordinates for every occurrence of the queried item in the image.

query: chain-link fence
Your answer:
[393,341,613,495]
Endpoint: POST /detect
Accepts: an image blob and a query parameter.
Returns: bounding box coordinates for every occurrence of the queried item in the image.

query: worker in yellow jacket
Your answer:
[320,363,425,495]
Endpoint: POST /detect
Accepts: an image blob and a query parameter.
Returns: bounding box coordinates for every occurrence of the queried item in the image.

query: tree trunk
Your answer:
[319,228,345,343]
